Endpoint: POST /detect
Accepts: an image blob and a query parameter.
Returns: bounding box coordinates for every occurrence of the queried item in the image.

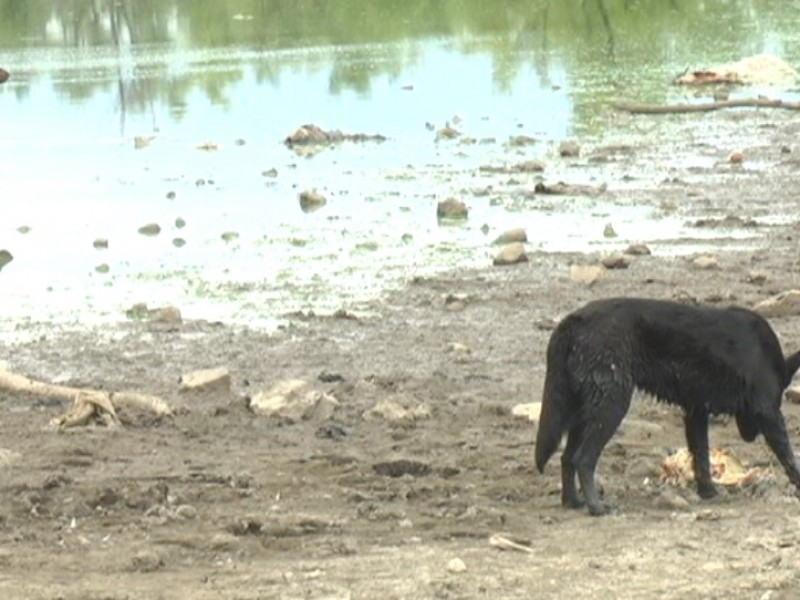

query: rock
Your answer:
[508,135,537,146]
[785,381,800,403]
[569,264,606,286]
[138,223,161,236]
[0,250,12,272]
[601,254,631,269]
[511,402,542,422]
[625,243,652,256]
[754,290,800,317]
[175,217,186,228]
[131,550,163,573]
[447,558,467,573]
[655,490,691,511]
[746,271,767,285]
[436,124,460,140]
[0,448,21,470]
[446,342,471,355]
[179,367,231,393]
[691,255,719,270]
[437,197,468,220]
[363,398,431,422]
[175,504,198,520]
[249,379,339,421]
[220,231,239,243]
[729,151,745,164]
[134,136,154,149]
[0,68,9,84]
[493,242,528,266]
[125,303,182,324]
[373,459,431,478]
[603,223,618,238]
[559,140,581,157]
[493,228,527,245]
[93,238,109,249]
[95,263,110,274]
[299,190,327,212]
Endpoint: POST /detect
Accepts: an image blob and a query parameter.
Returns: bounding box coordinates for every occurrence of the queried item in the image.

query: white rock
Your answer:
[569,264,606,286]
[447,558,467,573]
[363,398,431,422]
[493,242,528,266]
[250,380,339,421]
[179,367,231,393]
[754,290,800,317]
[511,403,542,422]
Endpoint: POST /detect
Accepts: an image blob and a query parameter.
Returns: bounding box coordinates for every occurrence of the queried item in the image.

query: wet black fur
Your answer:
[535,297,800,516]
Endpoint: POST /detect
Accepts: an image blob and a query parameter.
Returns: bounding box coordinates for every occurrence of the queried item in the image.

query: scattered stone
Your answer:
[535,181,606,196]
[138,223,161,236]
[363,398,431,422]
[559,140,581,157]
[601,254,631,269]
[125,303,182,324]
[221,231,240,243]
[508,135,537,146]
[209,532,239,551]
[692,215,758,229]
[175,504,198,520]
[248,379,339,422]
[373,459,431,478]
[493,242,528,266]
[93,238,109,249]
[493,228,527,245]
[197,142,218,151]
[285,123,387,148]
[746,271,767,285]
[729,151,745,164]
[655,490,691,511]
[95,263,110,274]
[0,250,14,272]
[172,238,186,248]
[134,136,154,149]
[299,190,327,212]
[166,191,176,200]
[0,448,21,470]
[175,217,186,228]
[754,290,800,317]
[437,197,469,220]
[603,223,618,238]
[569,264,606,286]
[479,161,545,174]
[447,558,467,574]
[16,225,31,234]
[691,255,719,270]
[446,342,471,355]
[131,550,163,573]
[625,243,652,256]
[784,381,800,404]
[263,168,278,177]
[179,367,231,394]
[436,123,460,140]
[511,402,541,422]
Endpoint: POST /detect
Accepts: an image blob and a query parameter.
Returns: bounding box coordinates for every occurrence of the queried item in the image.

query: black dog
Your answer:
[535,297,800,516]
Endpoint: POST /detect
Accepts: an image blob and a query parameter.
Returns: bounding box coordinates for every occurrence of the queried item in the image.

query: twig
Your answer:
[614,98,800,115]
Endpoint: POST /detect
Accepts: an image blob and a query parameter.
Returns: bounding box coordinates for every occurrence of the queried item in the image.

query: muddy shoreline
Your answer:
[3,109,800,598]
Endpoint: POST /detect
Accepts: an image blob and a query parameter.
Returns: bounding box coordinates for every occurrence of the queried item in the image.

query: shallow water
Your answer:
[1,1,800,334]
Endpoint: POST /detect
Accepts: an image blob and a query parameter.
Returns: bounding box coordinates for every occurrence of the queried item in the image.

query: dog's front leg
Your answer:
[683,409,717,499]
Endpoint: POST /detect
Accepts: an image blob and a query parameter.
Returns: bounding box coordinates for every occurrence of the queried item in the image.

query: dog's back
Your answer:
[535,298,789,471]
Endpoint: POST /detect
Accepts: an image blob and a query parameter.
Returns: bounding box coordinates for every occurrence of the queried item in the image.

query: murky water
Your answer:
[1,1,800,334]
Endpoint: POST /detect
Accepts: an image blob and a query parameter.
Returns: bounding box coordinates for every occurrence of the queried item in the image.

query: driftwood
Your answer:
[614,98,800,115]
[0,368,173,428]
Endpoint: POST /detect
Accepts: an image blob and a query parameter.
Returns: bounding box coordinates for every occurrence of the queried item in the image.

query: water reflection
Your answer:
[0,0,799,332]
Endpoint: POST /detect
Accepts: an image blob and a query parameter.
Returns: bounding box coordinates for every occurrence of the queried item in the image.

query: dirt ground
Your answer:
[4,108,800,599]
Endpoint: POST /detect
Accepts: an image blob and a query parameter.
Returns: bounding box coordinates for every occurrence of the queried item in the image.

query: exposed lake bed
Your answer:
[4,3,800,598]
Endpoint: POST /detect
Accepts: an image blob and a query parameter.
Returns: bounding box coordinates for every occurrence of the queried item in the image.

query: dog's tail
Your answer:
[785,350,800,386]
[535,319,575,473]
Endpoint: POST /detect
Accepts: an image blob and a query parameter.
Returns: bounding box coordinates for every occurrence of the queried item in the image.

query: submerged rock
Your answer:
[437,197,469,221]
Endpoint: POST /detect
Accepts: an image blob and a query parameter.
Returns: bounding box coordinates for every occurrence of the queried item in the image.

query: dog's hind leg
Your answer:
[757,410,800,490]
[572,383,631,516]
[683,408,717,499]
[560,424,585,509]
